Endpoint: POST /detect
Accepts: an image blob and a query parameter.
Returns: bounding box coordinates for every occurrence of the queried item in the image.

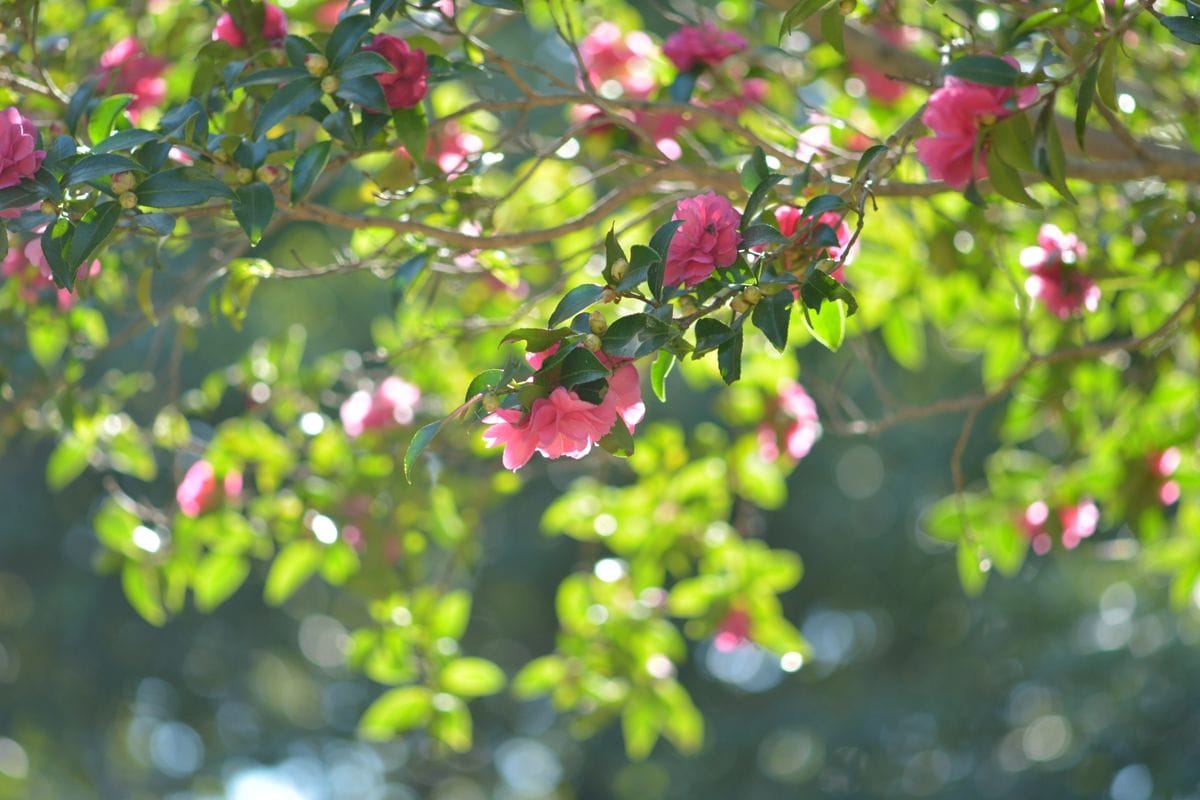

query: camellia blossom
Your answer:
[525,344,645,433]
[482,387,616,471]
[774,206,858,282]
[177,460,244,518]
[432,121,483,176]
[1150,447,1182,506]
[1060,498,1099,550]
[914,59,1038,189]
[213,2,288,48]
[363,34,428,110]
[758,382,822,463]
[0,107,45,190]
[705,77,768,119]
[664,193,742,288]
[713,608,751,652]
[340,377,421,438]
[96,38,167,121]
[1021,224,1100,319]
[579,22,657,98]
[1020,500,1053,556]
[662,22,747,72]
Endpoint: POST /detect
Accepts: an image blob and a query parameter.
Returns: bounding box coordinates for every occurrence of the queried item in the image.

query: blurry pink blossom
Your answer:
[177,460,243,518]
[339,377,421,437]
[96,38,167,121]
[662,22,746,72]
[1021,224,1100,319]
[213,2,288,47]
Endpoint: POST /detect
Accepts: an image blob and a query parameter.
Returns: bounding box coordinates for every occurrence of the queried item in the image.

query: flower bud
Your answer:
[111,172,136,194]
[609,258,627,283]
[39,200,57,216]
[235,167,254,185]
[118,191,139,210]
[742,286,763,305]
[677,295,699,315]
[305,53,329,77]
[584,334,603,352]
[839,0,856,12]
[588,311,608,335]
[481,392,500,413]
[255,166,278,183]
[320,75,340,95]
[601,287,620,304]
[730,295,751,314]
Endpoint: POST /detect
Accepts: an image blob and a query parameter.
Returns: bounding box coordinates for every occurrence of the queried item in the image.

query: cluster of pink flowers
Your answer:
[758,382,823,463]
[483,347,644,471]
[430,121,482,176]
[0,107,44,189]
[1021,224,1100,319]
[339,376,421,438]
[773,205,858,282]
[713,607,751,652]
[914,57,1038,189]
[664,193,742,287]
[662,22,747,72]
[213,2,289,48]
[1150,447,1182,506]
[1021,498,1099,555]
[96,38,167,122]
[177,460,244,518]
[579,22,657,98]
[364,33,429,110]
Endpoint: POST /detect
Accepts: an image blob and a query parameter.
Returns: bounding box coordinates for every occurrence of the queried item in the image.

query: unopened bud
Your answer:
[255,166,278,183]
[730,296,751,314]
[111,172,136,194]
[584,334,603,352]
[320,75,340,95]
[481,393,500,413]
[118,191,139,209]
[839,0,856,13]
[677,296,699,315]
[39,200,57,216]
[742,286,764,305]
[588,311,608,335]
[601,287,620,304]
[305,53,329,77]
[235,167,254,185]
[609,258,627,283]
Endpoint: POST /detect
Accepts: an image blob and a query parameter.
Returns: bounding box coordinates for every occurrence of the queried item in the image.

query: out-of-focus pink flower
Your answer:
[364,34,428,110]
[664,192,742,287]
[315,0,349,28]
[1021,224,1100,319]
[579,22,657,98]
[177,460,243,518]
[168,146,195,166]
[0,204,35,220]
[705,77,768,118]
[774,206,858,282]
[1150,447,1182,506]
[2,237,98,309]
[339,376,421,437]
[759,382,822,463]
[96,38,167,121]
[0,107,44,190]
[662,22,747,72]
[796,124,832,164]
[849,26,914,103]
[482,386,616,471]
[714,607,751,652]
[1059,499,1099,550]
[1020,500,1053,556]
[914,58,1038,189]
[213,2,288,48]
[431,121,482,176]
[634,109,691,160]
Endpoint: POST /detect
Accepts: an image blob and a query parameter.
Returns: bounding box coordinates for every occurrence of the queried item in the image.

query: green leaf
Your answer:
[751,290,792,351]
[40,218,74,290]
[549,284,604,328]
[264,540,323,606]
[1075,59,1099,148]
[717,329,743,384]
[253,77,323,140]
[122,562,166,626]
[440,657,506,697]
[1161,15,1200,44]
[693,318,735,355]
[135,167,232,208]
[648,219,684,261]
[404,419,444,482]
[62,153,145,187]
[232,182,275,244]
[88,94,133,145]
[984,147,1040,209]
[334,75,388,109]
[957,541,988,597]
[1033,103,1076,203]
[602,313,674,359]
[780,0,836,42]
[359,687,434,740]
[290,140,332,204]
[92,128,162,154]
[622,695,662,761]
[326,13,373,66]
[66,202,121,278]
[233,66,309,88]
[820,6,845,54]
[944,55,1021,86]
[740,146,770,193]
[598,418,634,457]
[392,106,428,161]
[1097,39,1117,109]
[512,655,567,698]
[430,697,472,752]
[558,347,609,387]
[801,193,845,218]
[500,327,573,351]
[668,69,699,103]
[390,251,428,303]
[804,298,847,351]
[431,590,472,640]
[854,144,888,181]
[337,50,395,80]
[0,178,50,212]
[741,174,784,230]
[742,224,789,248]
[650,350,675,402]
[193,553,251,612]
[991,112,1036,171]
[64,77,97,136]
[27,315,69,370]
[800,269,858,315]
[1013,9,1070,37]
[46,435,91,490]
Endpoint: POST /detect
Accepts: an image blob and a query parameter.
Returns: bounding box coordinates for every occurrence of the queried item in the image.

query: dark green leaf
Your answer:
[985,147,1040,208]
[991,112,1036,171]
[291,140,332,204]
[717,329,743,385]
[741,174,784,230]
[820,6,845,54]
[334,75,388,109]
[465,369,504,403]
[854,144,888,181]
[742,223,789,248]
[66,202,120,276]
[253,77,323,140]
[337,50,395,79]
[549,284,604,328]
[0,179,49,212]
[801,193,845,218]
[326,14,374,66]
[390,252,428,302]
[1161,16,1200,44]
[740,147,770,193]
[693,318,735,355]
[135,167,232,208]
[944,55,1021,86]
[779,0,836,42]
[64,77,98,136]
[234,66,309,88]
[40,218,74,289]
[392,106,428,160]
[62,153,145,187]
[92,129,162,153]
[751,290,792,351]
[1075,59,1099,148]
[648,219,684,261]
[598,418,634,457]
[618,245,658,292]
[800,269,858,314]
[501,327,572,352]
[404,419,444,482]
[669,69,699,103]
[87,94,133,145]
[284,35,320,68]
[558,348,609,388]
[602,313,674,358]
[232,182,275,244]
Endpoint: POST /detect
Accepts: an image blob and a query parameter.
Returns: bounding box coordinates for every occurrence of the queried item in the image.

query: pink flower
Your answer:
[213,2,288,48]
[96,38,167,121]
[662,22,747,72]
[315,0,349,28]
[431,121,482,176]
[177,460,243,518]
[664,192,742,287]
[796,124,832,164]
[1150,448,1182,506]
[600,361,645,433]
[2,237,98,309]
[758,382,822,462]
[579,22,657,98]
[774,206,857,282]
[340,376,421,438]
[363,34,428,110]
[482,387,616,471]
[705,77,768,118]
[713,608,751,652]
[1020,500,1053,556]
[1060,499,1099,550]
[1021,224,1100,319]
[0,107,45,190]
[914,59,1038,189]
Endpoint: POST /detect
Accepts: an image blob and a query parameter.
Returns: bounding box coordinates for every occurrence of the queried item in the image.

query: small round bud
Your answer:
[839,0,856,13]
[609,258,628,283]
[481,393,500,414]
[731,296,751,314]
[111,172,136,194]
[601,287,620,304]
[320,75,340,95]
[255,166,277,183]
[584,334,603,352]
[588,311,608,335]
[39,200,57,216]
[235,167,254,185]
[118,191,139,210]
[742,286,764,305]
[305,53,329,77]
[677,296,699,315]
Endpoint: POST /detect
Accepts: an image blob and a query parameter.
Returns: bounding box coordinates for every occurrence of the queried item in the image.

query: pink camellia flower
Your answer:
[96,38,167,121]
[796,124,832,164]
[662,22,747,72]
[0,107,45,190]
[705,77,768,118]
[758,382,822,463]
[664,192,742,287]
[774,206,858,282]
[1150,447,1182,506]
[525,344,645,433]
[482,386,616,471]
[315,0,349,28]
[713,608,751,652]
[339,376,421,438]
[914,58,1038,189]
[1020,500,1053,556]
[1021,224,1100,319]
[1059,498,1099,550]
[363,34,428,110]
[213,2,288,48]
[177,460,244,518]
[579,22,657,98]
[431,121,482,176]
